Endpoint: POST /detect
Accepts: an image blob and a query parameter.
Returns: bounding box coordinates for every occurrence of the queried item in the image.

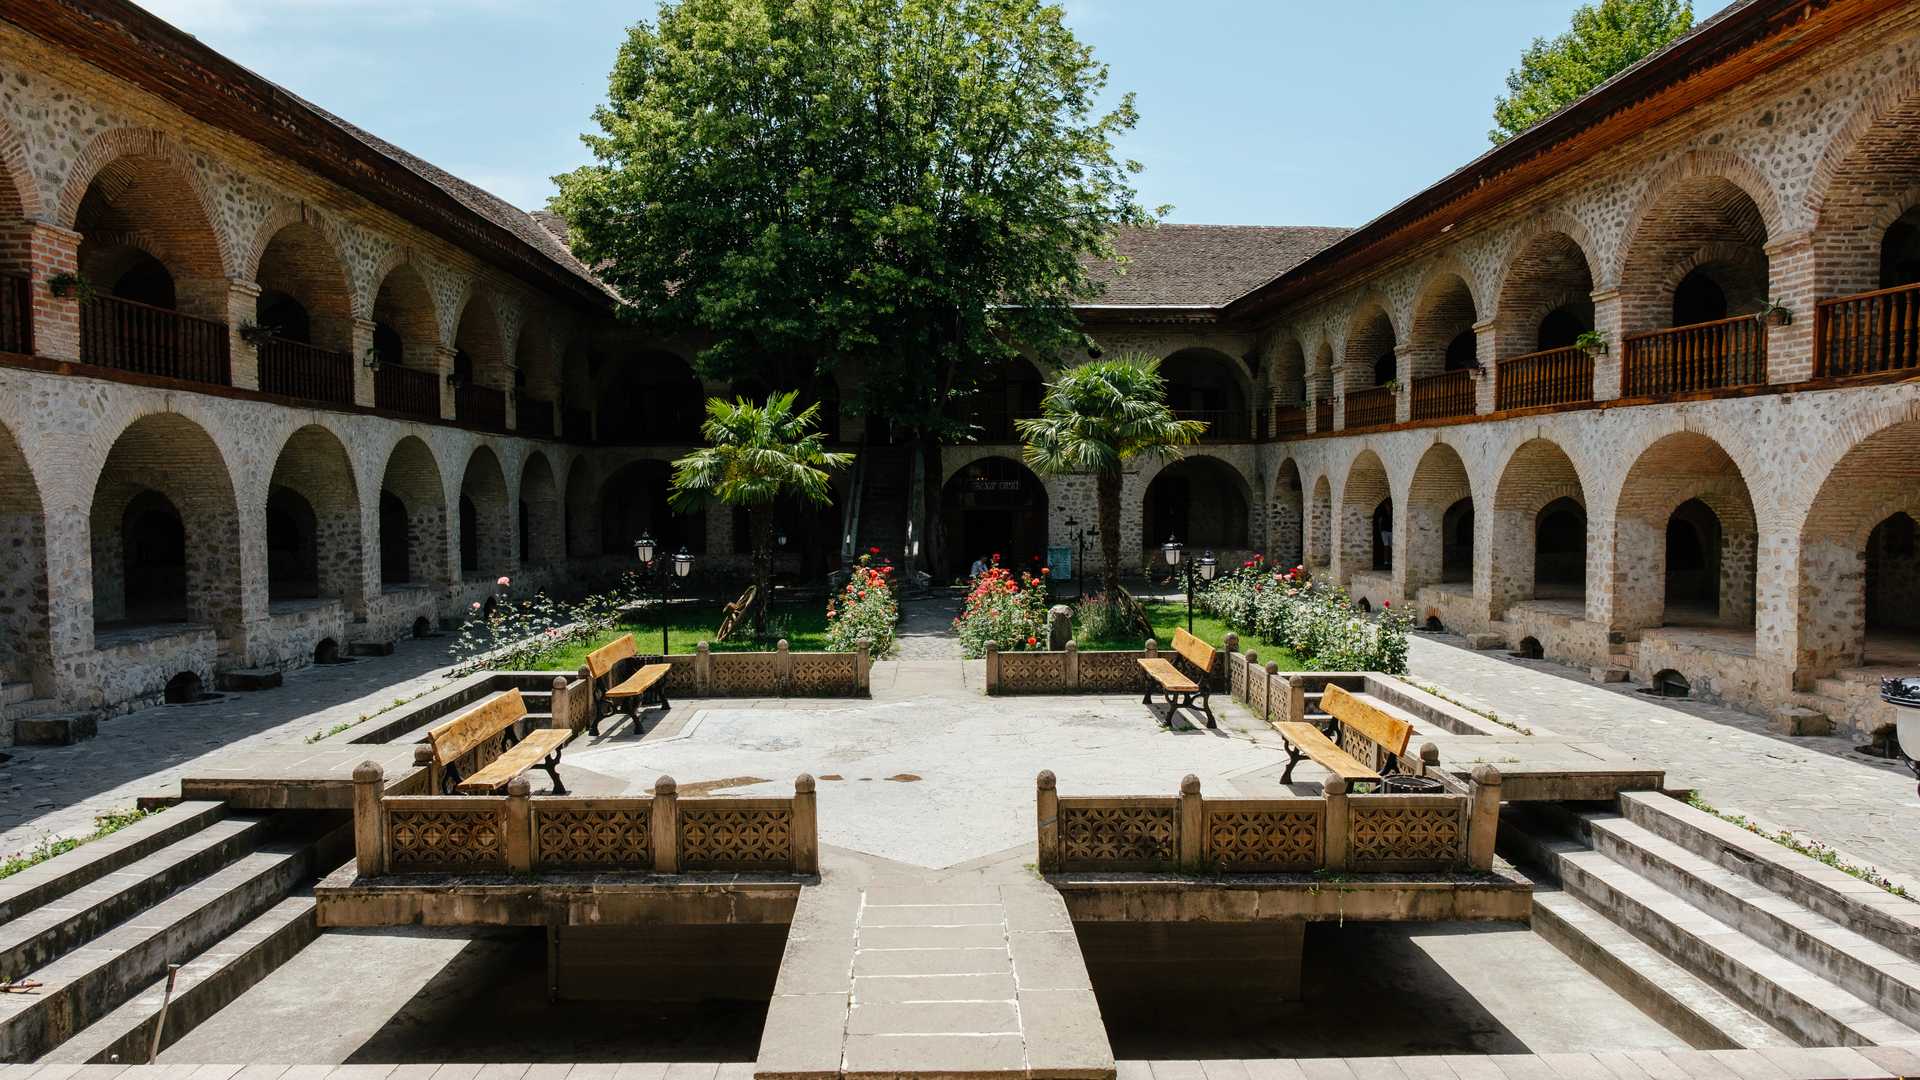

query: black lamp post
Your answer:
[633,533,696,654]
[1162,534,1218,633]
[1065,515,1098,601]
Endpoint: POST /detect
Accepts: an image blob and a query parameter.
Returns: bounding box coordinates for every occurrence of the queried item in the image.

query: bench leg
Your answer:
[542,752,567,796]
[1280,743,1304,784]
[1196,690,1215,729]
[588,694,603,737]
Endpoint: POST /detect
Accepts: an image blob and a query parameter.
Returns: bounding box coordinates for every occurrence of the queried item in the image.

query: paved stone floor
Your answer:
[1404,632,1920,890]
[890,594,965,661]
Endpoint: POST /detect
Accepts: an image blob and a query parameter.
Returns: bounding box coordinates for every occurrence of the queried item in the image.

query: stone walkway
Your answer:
[1405,633,1920,890]
[891,593,965,661]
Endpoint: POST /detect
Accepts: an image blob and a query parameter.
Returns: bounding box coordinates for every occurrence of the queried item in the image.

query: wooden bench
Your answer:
[1138,627,1218,727]
[584,634,674,736]
[423,689,571,795]
[1278,684,1415,787]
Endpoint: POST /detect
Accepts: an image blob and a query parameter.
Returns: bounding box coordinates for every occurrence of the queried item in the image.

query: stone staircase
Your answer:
[0,801,348,1062]
[1503,790,1920,1052]
[1,683,73,747]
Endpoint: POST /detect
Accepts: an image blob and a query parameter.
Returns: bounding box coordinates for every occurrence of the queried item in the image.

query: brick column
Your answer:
[1472,320,1499,413]
[224,278,263,391]
[351,317,377,407]
[1764,231,1816,384]
[1393,346,1413,423]
[1589,288,1624,400]
[431,343,458,421]
[25,222,82,362]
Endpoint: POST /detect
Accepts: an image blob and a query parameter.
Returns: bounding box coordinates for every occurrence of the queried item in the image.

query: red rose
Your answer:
[1027,636,1038,646]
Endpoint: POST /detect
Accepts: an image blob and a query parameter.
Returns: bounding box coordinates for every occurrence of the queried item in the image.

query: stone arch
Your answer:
[940,455,1049,580]
[599,350,707,445]
[0,419,51,693]
[0,112,42,223]
[599,459,704,556]
[520,451,562,566]
[1405,270,1481,380]
[1495,225,1597,357]
[1309,342,1336,403]
[563,455,598,559]
[1144,454,1254,553]
[377,435,449,587]
[458,445,512,578]
[266,424,365,613]
[1489,438,1590,617]
[1615,154,1777,335]
[1338,449,1392,583]
[1342,300,1399,393]
[370,259,442,372]
[1612,431,1758,632]
[1161,348,1251,440]
[67,130,232,323]
[89,413,244,638]
[1804,61,1920,308]
[1404,442,1473,595]
[252,217,355,353]
[1306,473,1334,570]
[452,290,512,392]
[1792,418,1920,683]
[1270,458,1305,569]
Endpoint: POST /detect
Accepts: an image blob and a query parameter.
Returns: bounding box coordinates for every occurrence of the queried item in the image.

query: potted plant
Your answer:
[361,347,384,371]
[1574,330,1608,355]
[46,272,94,302]
[237,320,279,345]
[1756,300,1792,327]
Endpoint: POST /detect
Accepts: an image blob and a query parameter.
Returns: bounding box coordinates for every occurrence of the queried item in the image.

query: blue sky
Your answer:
[138,0,1608,228]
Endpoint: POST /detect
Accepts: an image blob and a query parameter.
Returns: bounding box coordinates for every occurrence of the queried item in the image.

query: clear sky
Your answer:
[136,0,1613,228]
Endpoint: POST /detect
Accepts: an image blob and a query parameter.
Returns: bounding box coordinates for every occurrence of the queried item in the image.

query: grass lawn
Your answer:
[523,602,832,671]
[1071,599,1311,669]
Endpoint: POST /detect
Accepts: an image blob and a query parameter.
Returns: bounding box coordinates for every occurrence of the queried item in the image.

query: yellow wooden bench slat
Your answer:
[1274,720,1380,783]
[1136,657,1199,693]
[585,634,637,681]
[428,689,525,766]
[605,663,672,700]
[1171,627,1217,675]
[455,729,572,793]
[1321,685,1415,758]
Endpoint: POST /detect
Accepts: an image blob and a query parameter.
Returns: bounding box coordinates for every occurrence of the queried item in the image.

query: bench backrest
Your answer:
[1171,628,1217,677]
[585,634,637,681]
[427,689,526,766]
[1321,684,1413,758]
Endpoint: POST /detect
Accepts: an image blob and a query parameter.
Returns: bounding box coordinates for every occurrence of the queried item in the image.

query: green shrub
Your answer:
[954,557,1051,659]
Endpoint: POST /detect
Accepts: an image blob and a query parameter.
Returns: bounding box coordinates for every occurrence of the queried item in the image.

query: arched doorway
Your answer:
[1613,432,1757,632]
[1489,438,1589,616]
[1405,442,1471,594]
[1161,350,1250,440]
[599,352,706,445]
[521,453,562,566]
[1619,171,1771,391]
[940,457,1049,582]
[1271,459,1304,569]
[267,425,363,612]
[377,436,449,589]
[459,446,512,578]
[1338,451,1391,584]
[600,460,705,556]
[0,420,52,692]
[1794,419,1920,683]
[1144,457,1250,555]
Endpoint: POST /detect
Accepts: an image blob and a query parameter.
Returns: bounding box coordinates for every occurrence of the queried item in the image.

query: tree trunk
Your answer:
[919,433,944,584]
[752,506,774,636]
[1097,467,1123,599]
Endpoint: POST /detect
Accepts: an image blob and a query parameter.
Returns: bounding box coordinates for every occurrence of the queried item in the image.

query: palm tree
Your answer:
[1018,357,1206,636]
[671,392,853,635]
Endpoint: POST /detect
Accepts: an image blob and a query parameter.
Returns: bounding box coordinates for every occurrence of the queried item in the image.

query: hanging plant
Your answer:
[1574,330,1608,355]
[361,347,384,371]
[237,320,279,345]
[46,272,94,302]
[1755,300,1792,327]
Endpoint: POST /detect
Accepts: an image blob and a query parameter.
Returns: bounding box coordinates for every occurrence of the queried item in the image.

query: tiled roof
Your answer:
[1080,225,1351,309]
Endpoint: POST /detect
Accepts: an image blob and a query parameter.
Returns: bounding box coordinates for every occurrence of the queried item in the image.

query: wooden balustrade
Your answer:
[1496,346,1594,410]
[1622,315,1767,397]
[1410,369,1475,420]
[1344,386,1396,429]
[0,271,29,356]
[1273,404,1307,438]
[1174,408,1249,441]
[258,336,353,405]
[1313,397,1333,432]
[1815,281,1920,379]
[517,396,555,437]
[80,294,230,386]
[375,363,440,419]
[456,383,508,431]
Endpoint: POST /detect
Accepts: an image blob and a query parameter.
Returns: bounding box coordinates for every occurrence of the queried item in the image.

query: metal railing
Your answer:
[258,336,353,406]
[1622,315,1767,397]
[456,383,508,432]
[1815,281,1920,380]
[0,271,30,356]
[81,294,230,386]
[1410,369,1474,421]
[375,364,440,420]
[1344,386,1396,429]
[1496,346,1594,410]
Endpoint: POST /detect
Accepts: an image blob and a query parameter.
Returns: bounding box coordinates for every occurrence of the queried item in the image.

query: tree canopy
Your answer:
[1490,0,1694,144]
[553,0,1151,437]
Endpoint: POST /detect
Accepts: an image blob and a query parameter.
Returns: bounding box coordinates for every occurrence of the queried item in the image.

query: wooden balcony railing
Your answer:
[375,364,440,420]
[1175,408,1249,440]
[562,405,593,443]
[1314,398,1334,432]
[1815,281,1920,380]
[1344,386,1396,429]
[1410,369,1475,421]
[456,383,508,432]
[1622,315,1766,397]
[258,336,353,406]
[81,294,230,386]
[517,396,555,438]
[1496,346,1594,410]
[1273,404,1307,438]
[0,271,30,356]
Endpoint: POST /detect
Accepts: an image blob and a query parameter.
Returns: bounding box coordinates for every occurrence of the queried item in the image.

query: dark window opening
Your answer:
[1443,331,1478,371]
[1672,270,1728,327]
[123,490,187,623]
[379,490,411,585]
[1371,501,1393,571]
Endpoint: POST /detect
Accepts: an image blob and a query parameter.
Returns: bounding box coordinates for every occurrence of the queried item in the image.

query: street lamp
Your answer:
[1065,515,1098,601]
[633,533,695,654]
[1164,535,1217,633]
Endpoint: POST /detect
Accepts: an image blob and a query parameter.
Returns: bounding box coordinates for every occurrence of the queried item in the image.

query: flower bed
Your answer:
[827,553,899,656]
[1200,558,1411,674]
[954,556,1051,658]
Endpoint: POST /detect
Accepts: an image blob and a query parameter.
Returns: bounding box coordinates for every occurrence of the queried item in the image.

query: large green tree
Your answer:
[670,392,853,634]
[1490,0,1693,144]
[1018,357,1204,635]
[553,0,1150,578]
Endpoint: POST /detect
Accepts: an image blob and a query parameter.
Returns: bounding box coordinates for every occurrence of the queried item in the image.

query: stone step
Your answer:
[41,895,319,1064]
[0,833,323,1061]
[10,714,97,746]
[1582,811,1920,1030]
[1,696,64,721]
[1616,791,1920,965]
[0,803,230,927]
[0,814,275,983]
[1526,883,1794,1050]
[1531,832,1920,1047]
[0,683,31,706]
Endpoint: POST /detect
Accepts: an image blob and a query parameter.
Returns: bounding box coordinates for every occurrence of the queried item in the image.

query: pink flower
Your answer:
[470,601,482,611]
[1382,600,1391,608]
[496,576,511,587]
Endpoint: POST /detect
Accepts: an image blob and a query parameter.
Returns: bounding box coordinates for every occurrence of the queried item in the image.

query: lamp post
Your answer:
[633,533,696,654]
[1162,535,1217,634]
[1065,515,1098,601]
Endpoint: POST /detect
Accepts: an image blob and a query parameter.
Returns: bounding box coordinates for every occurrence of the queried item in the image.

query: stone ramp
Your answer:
[757,873,1112,1079]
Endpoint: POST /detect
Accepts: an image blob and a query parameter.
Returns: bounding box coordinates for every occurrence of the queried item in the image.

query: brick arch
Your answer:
[1489,438,1591,617]
[1805,51,1920,231]
[1138,452,1256,552]
[519,450,563,566]
[1611,149,1783,289]
[1403,441,1474,594]
[369,257,442,372]
[1160,347,1251,435]
[1492,219,1599,356]
[0,417,52,693]
[1305,472,1334,569]
[251,213,355,354]
[1610,430,1759,632]
[1308,341,1336,401]
[58,127,235,280]
[458,444,513,577]
[1341,298,1399,393]
[1269,457,1305,568]
[1267,335,1308,402]
[451,289,511,389]
[378,434,451,588]
[1333,447,1392,584]
[1405,267,1481,380]
[266,424,365,612]
[563,454,598,560]
[0,111,43,222]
